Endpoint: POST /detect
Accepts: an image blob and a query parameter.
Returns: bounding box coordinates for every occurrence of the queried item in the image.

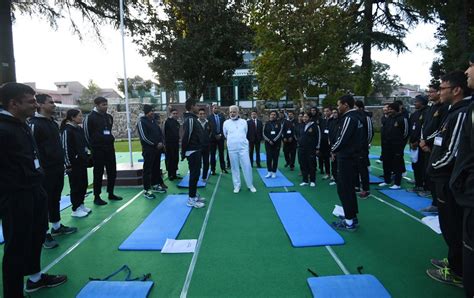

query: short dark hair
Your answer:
[441,70,470,97]
[388,103,400,112]
[394,99,403,106]
[170,108,177,113]
[185,98,196,111]
[269,110,277,116]
[429,81,440,91]
[94,96,107,105]
[36,94,52,104]
[355,100,365,109]
[338,95,355,108]
[198,108,206,112]
[0,82,36,108]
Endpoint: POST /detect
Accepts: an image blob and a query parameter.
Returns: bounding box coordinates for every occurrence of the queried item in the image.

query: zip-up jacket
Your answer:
[421,102,449,147]
[356,110,374,153]
[29,113,64,170]
[164,117,180,144]
[137,115,163,150]
[327,117,339,146]
[181,112,204,159]
[0,112,43,192]
[331,109,363,159]
[198,119,212,149]
[450,101,474,207]
[281,119,296,142]
[297,121,321,150]
[263,120,283,145]
[381,113,408,149]
[318,117,330,151]
[83,109,115,150]
[428,98,472,181]
[409,106,428,144]
[61,122,89,168]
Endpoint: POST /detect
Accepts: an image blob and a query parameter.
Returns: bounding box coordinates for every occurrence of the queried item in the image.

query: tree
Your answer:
[134,0,253,101]
[117,75,153,98]
[80,79,101,100]
[250,0,353,107]
[370,61,400,97]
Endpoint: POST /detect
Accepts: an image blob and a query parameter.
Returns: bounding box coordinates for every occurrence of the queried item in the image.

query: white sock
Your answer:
[29,272,42,282]
[52,221,61,230]
[345,219,354,226]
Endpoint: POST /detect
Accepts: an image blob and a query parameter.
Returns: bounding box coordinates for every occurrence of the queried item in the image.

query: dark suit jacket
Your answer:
[247,118,263,142]
[207,113,226,140]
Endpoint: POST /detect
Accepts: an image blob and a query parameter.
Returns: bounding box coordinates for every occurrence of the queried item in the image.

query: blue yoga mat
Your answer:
[307,274,390,298]
[269,192,344,247]
[405,163,413,172]
[60,196,72,211]
[177,170,210,188]
[254,152,267,161]
[379,189,434,215]
[76,281,154,298]
[257,169,294,188]
[119,195,192,251]
[369,154,379,159]
[0,224,4,244]
[369,174,384,184]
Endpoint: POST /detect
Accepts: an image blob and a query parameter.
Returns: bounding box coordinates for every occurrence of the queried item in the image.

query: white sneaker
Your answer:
[310,182,316,187]
[390,185,401,190]
[271,172,277,178]
[187,198,205,208]
[322,175,329,180]
[376,160,382,164]
[249,186,257,193]
[329,181,336,186]
[233,187,240,193]
[300,182,309,186]
[378,182,389,187]
[80,204,92,213]
[71,209,88,218]
[265,172,272,178]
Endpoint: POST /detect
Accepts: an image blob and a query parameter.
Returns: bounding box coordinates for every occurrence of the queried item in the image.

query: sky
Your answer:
[12,13,439,92]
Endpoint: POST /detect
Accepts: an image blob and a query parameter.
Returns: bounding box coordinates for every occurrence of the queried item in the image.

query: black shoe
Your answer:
[211,171,216,175]
[222,169,229,174]
[51,224,78,236]
[25,274,67,293]
[43,233,59,249]
[94,196,108,205]
[284,164,289,168]
[169,176,175,181]
[109,194,123,201]
[257,164,262,168]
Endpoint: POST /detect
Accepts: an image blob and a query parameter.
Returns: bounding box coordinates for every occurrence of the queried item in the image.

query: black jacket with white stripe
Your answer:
[83,109,115,150]
[181,112,204,159]
[421,102,449,147]
[29,113,64,170]
[61,123,89,168]
[263,119,284,145]
[331,109,363,159]
[409,106,428,144]
[356,109,374,153]
[381,113,408,149]
[450,101,474,208]
[137,115,163,150]
[297,121,321,151]
[428,98,472,181]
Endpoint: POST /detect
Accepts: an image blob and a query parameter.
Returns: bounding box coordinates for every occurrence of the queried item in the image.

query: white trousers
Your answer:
[229,149,253,189]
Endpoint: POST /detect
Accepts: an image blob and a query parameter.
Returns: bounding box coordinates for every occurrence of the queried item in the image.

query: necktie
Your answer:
[216,115,220,133]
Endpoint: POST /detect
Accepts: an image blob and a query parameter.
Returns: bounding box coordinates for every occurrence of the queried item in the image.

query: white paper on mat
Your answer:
[422,216,442,234]
[332,205,345,218]
[161,239,197,253]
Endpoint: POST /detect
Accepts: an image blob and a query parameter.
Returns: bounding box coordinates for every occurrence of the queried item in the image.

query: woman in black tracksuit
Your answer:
[297,112,321,186]
[263,111,284,177]
[60,109,91,217]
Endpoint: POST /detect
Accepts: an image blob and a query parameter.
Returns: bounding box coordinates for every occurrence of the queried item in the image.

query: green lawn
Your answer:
[114,139,142,152]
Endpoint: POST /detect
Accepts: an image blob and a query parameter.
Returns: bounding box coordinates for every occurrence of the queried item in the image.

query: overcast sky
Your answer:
[12,13,438,91]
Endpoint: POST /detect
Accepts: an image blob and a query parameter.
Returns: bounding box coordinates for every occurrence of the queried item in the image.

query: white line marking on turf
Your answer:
[180,173,222,298]
[284,186,289,192]
[42,190,144,273]
[370,194,424,224]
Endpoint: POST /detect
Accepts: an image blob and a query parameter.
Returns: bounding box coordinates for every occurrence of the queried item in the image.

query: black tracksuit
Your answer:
[331,109,363,220]
[208,113,226,172]
[327,117,340,180]
[318,118,331,175]
[199,119,212,180]
[282,118,297,169]
[450,101,474,296]
[381,113,408,185]
[247,118,263,167]
[0,112,48,297]
[354,110,374,192]
[297,121,321,183]
[164,117,180,179]
[427,98,472,278]
[137,115,164,191]
[182,112,204,198]
[408,106,428,188]
[263,119,283,173]
[83,109,117,197]
[61,123,89,211]
[30,114,65,223]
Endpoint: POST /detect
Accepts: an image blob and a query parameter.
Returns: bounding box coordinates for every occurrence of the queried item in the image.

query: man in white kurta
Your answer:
[223,105,257,193]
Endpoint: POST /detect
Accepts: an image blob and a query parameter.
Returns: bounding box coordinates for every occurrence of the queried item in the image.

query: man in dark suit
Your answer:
[247,110,263,168]
[208,104,228,175]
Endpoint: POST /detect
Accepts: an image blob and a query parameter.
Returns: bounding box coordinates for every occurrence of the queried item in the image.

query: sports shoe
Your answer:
[196,195,206,202]
[417,191,432,198]
[153,185,167,193]
[233,187,240,194]
[332,219,357,232]
[376,159,382,164]
[249,186,257,193]
[25,273,67,293]
[322,174,329,180]
[389,185,401,190]
[337,216,359,226]
[80,204,92,213]
[43,234,58,249]
[378,182,389,187]
[271,172,277,178]
[421,205,439,213]
[330,176,335,181]
[108,194,123,201]
[300,182,309,186]
[407,186,424,193]
[426,267,463,288]
[265,172,272,178]
[431,258,449,269]
[144,191,156,200]
[51,224,78,236]
[160,183,168,189]
[329,181,336,186]
[310,182,316,187]
[187,197,205,208]
[71,209,89,218]
[354,187,361,192]
[94,196,108,206]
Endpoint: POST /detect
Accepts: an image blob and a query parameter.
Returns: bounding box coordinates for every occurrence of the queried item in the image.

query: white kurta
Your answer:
[223,118,253,189]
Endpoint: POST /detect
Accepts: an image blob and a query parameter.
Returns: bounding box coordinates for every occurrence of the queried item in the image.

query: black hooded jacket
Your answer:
[331,109,363,159]
[83,109,115,150]
[181,112,204,159]
[29,113,64,170]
